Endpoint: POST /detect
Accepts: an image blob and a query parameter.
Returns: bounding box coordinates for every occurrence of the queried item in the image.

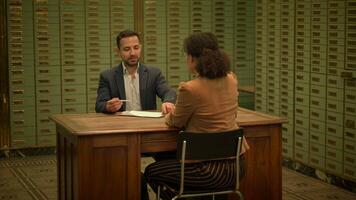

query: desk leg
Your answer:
[229,124,282,200]
[74,133,141,200]
[57,130,62,200]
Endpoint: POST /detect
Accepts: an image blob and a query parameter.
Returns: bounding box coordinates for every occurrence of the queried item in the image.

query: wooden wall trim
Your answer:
[134,0,144,61]
[0,0,10,149]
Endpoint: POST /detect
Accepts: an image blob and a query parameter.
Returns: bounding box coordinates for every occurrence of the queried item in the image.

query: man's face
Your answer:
[117,36,141,67]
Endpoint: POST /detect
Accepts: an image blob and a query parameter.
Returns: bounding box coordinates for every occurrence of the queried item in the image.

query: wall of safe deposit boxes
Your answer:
[6,0,356,183]
[7,0,255,148]
[253,0,356,182]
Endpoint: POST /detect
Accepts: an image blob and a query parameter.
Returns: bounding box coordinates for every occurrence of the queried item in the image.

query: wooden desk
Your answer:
[51,108,285,200]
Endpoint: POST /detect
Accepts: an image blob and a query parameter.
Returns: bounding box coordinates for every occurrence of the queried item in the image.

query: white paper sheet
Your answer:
[121,111,163,118]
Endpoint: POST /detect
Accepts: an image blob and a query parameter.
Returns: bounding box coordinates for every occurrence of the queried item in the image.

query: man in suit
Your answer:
[96,30,176,200]
[95,30,176,114]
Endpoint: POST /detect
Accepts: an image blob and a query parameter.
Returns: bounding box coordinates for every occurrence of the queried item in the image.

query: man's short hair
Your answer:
[116,30,141,49]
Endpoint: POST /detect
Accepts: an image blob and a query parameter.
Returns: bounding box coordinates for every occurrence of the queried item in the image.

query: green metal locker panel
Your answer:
[166,0,190,89]
[234,0,255,110]
[34,0,61,146]
[143,0,167,79]
[110,0,134,65]
[294,0,312,165]
[212,0,234,61]
[7,0,36,148]
[344,0,356,181]
[190,0,213,33]
[254,0,267,113]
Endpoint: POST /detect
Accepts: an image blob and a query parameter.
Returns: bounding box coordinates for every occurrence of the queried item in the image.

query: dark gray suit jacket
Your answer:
[95,63,176,113]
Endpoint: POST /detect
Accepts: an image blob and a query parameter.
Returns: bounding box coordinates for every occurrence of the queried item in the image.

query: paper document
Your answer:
[121,111,163,118]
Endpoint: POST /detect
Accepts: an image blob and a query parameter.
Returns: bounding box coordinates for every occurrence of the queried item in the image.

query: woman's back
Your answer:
[166,73,239,132]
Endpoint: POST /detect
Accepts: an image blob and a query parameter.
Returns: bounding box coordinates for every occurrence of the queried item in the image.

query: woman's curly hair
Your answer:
[184,32,231,79]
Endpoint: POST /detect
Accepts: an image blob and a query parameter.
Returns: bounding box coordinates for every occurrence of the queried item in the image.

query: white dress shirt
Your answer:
[122,62,142,111]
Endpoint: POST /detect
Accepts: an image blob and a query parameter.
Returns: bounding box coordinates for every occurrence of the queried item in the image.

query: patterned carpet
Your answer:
[0,155,356,200]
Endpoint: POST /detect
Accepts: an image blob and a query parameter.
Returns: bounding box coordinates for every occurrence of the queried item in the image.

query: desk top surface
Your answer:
[50,108,286,136]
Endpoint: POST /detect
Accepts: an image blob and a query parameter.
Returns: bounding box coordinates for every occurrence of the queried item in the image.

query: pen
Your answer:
[119,99,130,102]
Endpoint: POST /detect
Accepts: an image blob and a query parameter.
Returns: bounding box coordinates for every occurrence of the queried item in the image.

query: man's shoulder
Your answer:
[140,64,162,74]
[100,65,121,76]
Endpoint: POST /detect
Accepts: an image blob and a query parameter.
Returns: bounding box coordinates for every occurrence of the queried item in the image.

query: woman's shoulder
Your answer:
[178,80,195,91]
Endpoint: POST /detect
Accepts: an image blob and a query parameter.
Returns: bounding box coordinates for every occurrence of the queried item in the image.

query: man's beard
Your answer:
[124,57,139,68]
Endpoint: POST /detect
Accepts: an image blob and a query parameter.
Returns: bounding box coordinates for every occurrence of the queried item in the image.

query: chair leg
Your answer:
[236,191,244,200]
[212,194,215,200]
[157,186,161,200]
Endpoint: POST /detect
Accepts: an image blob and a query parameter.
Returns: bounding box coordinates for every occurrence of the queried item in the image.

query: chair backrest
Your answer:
[176,129,244,161]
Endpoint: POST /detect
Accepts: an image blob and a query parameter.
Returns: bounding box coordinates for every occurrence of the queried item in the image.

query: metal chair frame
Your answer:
[156,129,244,200]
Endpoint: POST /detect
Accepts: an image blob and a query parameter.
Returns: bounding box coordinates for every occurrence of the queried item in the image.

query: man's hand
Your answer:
[161,102,175,115]
[106,98,123,113]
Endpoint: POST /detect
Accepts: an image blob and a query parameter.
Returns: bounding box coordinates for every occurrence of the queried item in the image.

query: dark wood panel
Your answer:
[230,124,282,200]
[241,136,272,199]
[91,146,128,200]
[65,139,73,199]
[57,132,65,200]
[141,131,177,153]
[126,134,140,200]
[0,0,10,148]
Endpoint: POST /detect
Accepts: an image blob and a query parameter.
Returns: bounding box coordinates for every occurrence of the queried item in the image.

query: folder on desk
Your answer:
[120,111,164,118]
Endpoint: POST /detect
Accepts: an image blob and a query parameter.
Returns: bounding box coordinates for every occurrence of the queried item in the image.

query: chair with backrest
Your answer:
[156,128,244,200]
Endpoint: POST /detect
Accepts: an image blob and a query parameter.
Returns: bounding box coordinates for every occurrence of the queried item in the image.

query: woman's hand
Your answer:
[161,102,175,115]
